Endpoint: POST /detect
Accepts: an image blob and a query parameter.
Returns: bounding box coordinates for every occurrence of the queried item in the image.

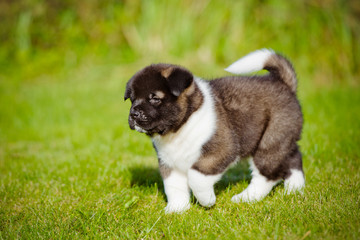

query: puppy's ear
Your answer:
[161,67,193,97]
[124,80,132,101]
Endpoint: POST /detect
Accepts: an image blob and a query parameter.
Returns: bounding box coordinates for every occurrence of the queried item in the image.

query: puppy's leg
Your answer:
[163,169,190,213]
[232,158,280,203]
[284,150,305,194]
[188,169,222,207]
[284,169,305,194]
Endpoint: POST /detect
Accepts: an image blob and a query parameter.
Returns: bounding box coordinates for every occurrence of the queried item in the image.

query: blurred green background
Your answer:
[1,0,359,85]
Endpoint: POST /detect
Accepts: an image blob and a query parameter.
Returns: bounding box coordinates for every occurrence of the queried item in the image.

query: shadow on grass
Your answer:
[215,162,251,192]
[129,161,251,195]
[129,166,164,193]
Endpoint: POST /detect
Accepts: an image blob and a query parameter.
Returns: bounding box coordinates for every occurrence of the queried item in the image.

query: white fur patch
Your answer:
[225,49,274,74]
[155,90,165,99]
[152,77,216,173]
[134,125,147,133]
[188,169,222,207]
[163,170,190,213]
[284,169,305,194]
[231,159,280,203]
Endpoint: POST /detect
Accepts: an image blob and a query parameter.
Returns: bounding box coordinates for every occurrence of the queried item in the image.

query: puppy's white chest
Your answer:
[152,78,216,173]
[153,137,202,172]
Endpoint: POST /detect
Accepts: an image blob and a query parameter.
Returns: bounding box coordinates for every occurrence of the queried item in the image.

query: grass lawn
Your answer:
[0,59,359,239]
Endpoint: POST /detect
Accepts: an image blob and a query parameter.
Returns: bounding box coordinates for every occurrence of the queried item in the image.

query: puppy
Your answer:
[124,49,305,213]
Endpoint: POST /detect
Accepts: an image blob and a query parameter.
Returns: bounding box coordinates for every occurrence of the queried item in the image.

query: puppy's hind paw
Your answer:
[284,169,305,195]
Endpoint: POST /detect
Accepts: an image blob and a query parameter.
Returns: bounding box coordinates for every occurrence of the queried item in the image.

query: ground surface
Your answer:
[1,60,359,239]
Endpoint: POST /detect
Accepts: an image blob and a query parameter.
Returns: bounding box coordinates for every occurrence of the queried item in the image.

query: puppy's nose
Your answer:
[130,109,146,121]
[130,110,140,119]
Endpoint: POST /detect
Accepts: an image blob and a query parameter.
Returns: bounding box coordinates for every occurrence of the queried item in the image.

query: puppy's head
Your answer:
[124,64,195,136]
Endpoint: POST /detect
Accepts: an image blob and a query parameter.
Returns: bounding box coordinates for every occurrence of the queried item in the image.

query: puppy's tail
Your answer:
[225,49,297,93]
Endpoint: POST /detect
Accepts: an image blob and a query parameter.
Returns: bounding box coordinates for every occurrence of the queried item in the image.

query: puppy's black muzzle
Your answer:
[130,108,149,122]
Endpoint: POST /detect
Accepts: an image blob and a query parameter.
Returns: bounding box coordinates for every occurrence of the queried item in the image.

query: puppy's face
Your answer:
[124,64,193,136]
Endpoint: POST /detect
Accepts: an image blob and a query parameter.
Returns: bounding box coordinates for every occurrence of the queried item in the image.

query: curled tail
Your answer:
[225,49,297,93]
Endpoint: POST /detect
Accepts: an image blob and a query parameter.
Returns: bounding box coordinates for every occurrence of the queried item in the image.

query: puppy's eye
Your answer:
[149,94,162,105]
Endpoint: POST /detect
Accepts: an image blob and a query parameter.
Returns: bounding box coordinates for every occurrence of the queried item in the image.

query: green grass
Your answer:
[0,57,359,239]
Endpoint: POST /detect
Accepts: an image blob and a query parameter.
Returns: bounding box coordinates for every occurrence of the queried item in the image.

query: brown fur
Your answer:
[194,75,303,180]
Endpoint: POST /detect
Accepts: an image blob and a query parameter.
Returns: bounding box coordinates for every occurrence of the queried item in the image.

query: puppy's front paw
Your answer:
[196,192,216,208]
[164,202,190,214]
[232,174,279,203]
[231,190,260,203]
